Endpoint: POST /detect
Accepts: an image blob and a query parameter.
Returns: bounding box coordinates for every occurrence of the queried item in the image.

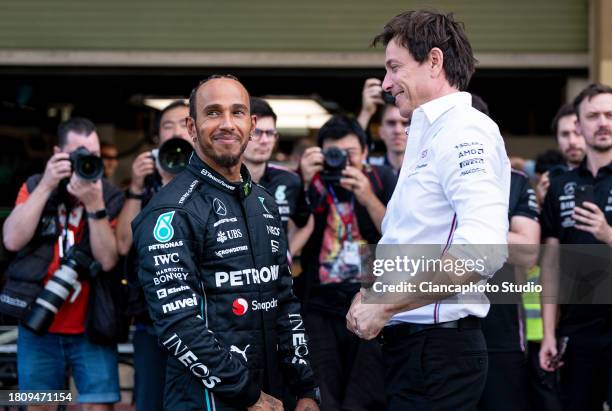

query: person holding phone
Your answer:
[539,83,612,410]
[357,78,409,174]
[535,104,587,206]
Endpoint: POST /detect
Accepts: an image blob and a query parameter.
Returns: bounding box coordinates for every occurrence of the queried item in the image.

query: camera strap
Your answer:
[326,184,355,242]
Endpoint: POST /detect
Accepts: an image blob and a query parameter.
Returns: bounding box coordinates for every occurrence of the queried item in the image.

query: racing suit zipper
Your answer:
[238,198,268,383]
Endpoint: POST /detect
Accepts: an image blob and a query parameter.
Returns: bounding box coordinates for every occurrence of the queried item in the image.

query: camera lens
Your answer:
[70,147,104,181]
[158,138,193,174]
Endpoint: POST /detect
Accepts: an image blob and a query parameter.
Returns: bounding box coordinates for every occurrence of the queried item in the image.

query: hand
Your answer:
[300,147,324,187]
[346,292,390,340]
[130,151,156,193]
[539,335,561,371]
[66,173,104,211]
[573,202,612,244]
[247,392,283,411]
[360,78,384,117]
[294,398,319,411]
[339,166,375,206]
[40,152,72,191]
[535,171,550,206]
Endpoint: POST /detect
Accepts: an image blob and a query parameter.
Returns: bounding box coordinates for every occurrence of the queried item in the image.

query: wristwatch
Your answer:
[86,208,108,220]
[126,189,145,200]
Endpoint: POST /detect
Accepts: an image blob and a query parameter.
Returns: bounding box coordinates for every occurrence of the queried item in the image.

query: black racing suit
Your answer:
[258,163,310,234]
[132,154,318,411]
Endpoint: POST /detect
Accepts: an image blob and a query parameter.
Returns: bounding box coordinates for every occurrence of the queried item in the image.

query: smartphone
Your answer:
[574,185,595,208]
[547,164,567,179]
[548,336,569,369]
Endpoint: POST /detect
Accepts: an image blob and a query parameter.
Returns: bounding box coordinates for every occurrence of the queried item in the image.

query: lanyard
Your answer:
[326,184,355,242]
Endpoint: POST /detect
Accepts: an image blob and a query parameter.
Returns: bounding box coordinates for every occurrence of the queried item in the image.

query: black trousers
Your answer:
[559,338,612,411]
[304,310,385,411]
[133,326,167,411]
[382,324,488,411]
[478,351,529,411]
[526,341,562,411]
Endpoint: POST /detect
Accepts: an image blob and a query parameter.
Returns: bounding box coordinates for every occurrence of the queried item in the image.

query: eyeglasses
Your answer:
[252,128,279,140]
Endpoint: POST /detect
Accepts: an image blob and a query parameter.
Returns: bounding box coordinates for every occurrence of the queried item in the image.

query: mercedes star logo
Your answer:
[213,198,227,216]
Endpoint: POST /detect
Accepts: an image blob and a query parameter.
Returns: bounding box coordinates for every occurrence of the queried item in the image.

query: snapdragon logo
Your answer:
[231,297,278,316]
[153,211,175,243]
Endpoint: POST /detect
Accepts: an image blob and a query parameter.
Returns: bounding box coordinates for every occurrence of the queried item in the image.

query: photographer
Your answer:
[115,100,191,411]
[357,78,409,175]
[298,115,396,410]
[1,117,123,410]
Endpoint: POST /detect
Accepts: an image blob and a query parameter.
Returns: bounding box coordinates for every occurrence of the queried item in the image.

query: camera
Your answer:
[69,147,104,181]
[22,247,100,335]
[382,91,396,105]
[320,147,348,184]
[152,137,193,174]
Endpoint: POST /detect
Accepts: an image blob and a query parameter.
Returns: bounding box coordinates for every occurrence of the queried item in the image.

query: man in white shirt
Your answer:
[346,10,510,410]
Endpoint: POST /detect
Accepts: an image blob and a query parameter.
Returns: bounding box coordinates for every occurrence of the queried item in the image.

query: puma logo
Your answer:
[230,344,250,362]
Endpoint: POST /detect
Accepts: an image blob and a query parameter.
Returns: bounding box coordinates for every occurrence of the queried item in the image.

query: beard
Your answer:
[589,127,612,153]
[199,134,249,168]
[591,142,612,153]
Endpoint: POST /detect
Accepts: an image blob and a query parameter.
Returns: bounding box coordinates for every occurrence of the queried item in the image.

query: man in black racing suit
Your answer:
[132,74,319,411]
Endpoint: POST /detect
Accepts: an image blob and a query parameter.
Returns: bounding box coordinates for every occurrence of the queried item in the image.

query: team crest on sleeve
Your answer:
[153,211,176,243]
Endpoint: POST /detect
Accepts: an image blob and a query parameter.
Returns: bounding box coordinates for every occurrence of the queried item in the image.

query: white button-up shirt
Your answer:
[380,92,510,324]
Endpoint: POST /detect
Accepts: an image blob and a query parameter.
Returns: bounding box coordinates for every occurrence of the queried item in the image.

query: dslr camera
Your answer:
[151,137,193,174]
[22,247,100,335]
[320,147,348,184]
[69,147,104,181]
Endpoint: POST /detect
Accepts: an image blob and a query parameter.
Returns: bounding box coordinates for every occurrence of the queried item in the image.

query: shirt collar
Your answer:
[419,91,472,125]
[576,157,612,177]
[187,152,253,197]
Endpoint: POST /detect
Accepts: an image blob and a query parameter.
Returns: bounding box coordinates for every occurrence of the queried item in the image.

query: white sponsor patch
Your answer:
[215,245,248,258]
[148,240,184,252]
[162,293,197,313]
[215,265,280,287]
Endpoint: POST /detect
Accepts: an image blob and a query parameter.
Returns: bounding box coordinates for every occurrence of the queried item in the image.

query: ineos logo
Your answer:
[213,198,227,216]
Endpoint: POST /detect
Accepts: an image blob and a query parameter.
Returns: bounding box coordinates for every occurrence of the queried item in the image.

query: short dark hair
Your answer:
[57,117,96,148]
[535,149,565,175]
[158,100,189,133]
[317,115,367,150]
[551,103,576,136]
[372,10,477,91]
[471,94,489,116]
[250,97,277,123]
[188,74,240,119]
[573,82,612,117]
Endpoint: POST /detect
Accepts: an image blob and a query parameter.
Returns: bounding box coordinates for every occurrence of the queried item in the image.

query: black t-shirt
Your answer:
[298,164,397,317]
[483,170,539,352]
[258,163,309,234]
[540,160,612,338]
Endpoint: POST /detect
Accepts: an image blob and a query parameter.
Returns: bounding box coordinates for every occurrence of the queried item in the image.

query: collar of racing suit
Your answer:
[186,152,253,199]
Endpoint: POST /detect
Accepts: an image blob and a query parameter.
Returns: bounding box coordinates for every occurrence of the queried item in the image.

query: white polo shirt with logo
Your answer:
[380,92,510,324]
